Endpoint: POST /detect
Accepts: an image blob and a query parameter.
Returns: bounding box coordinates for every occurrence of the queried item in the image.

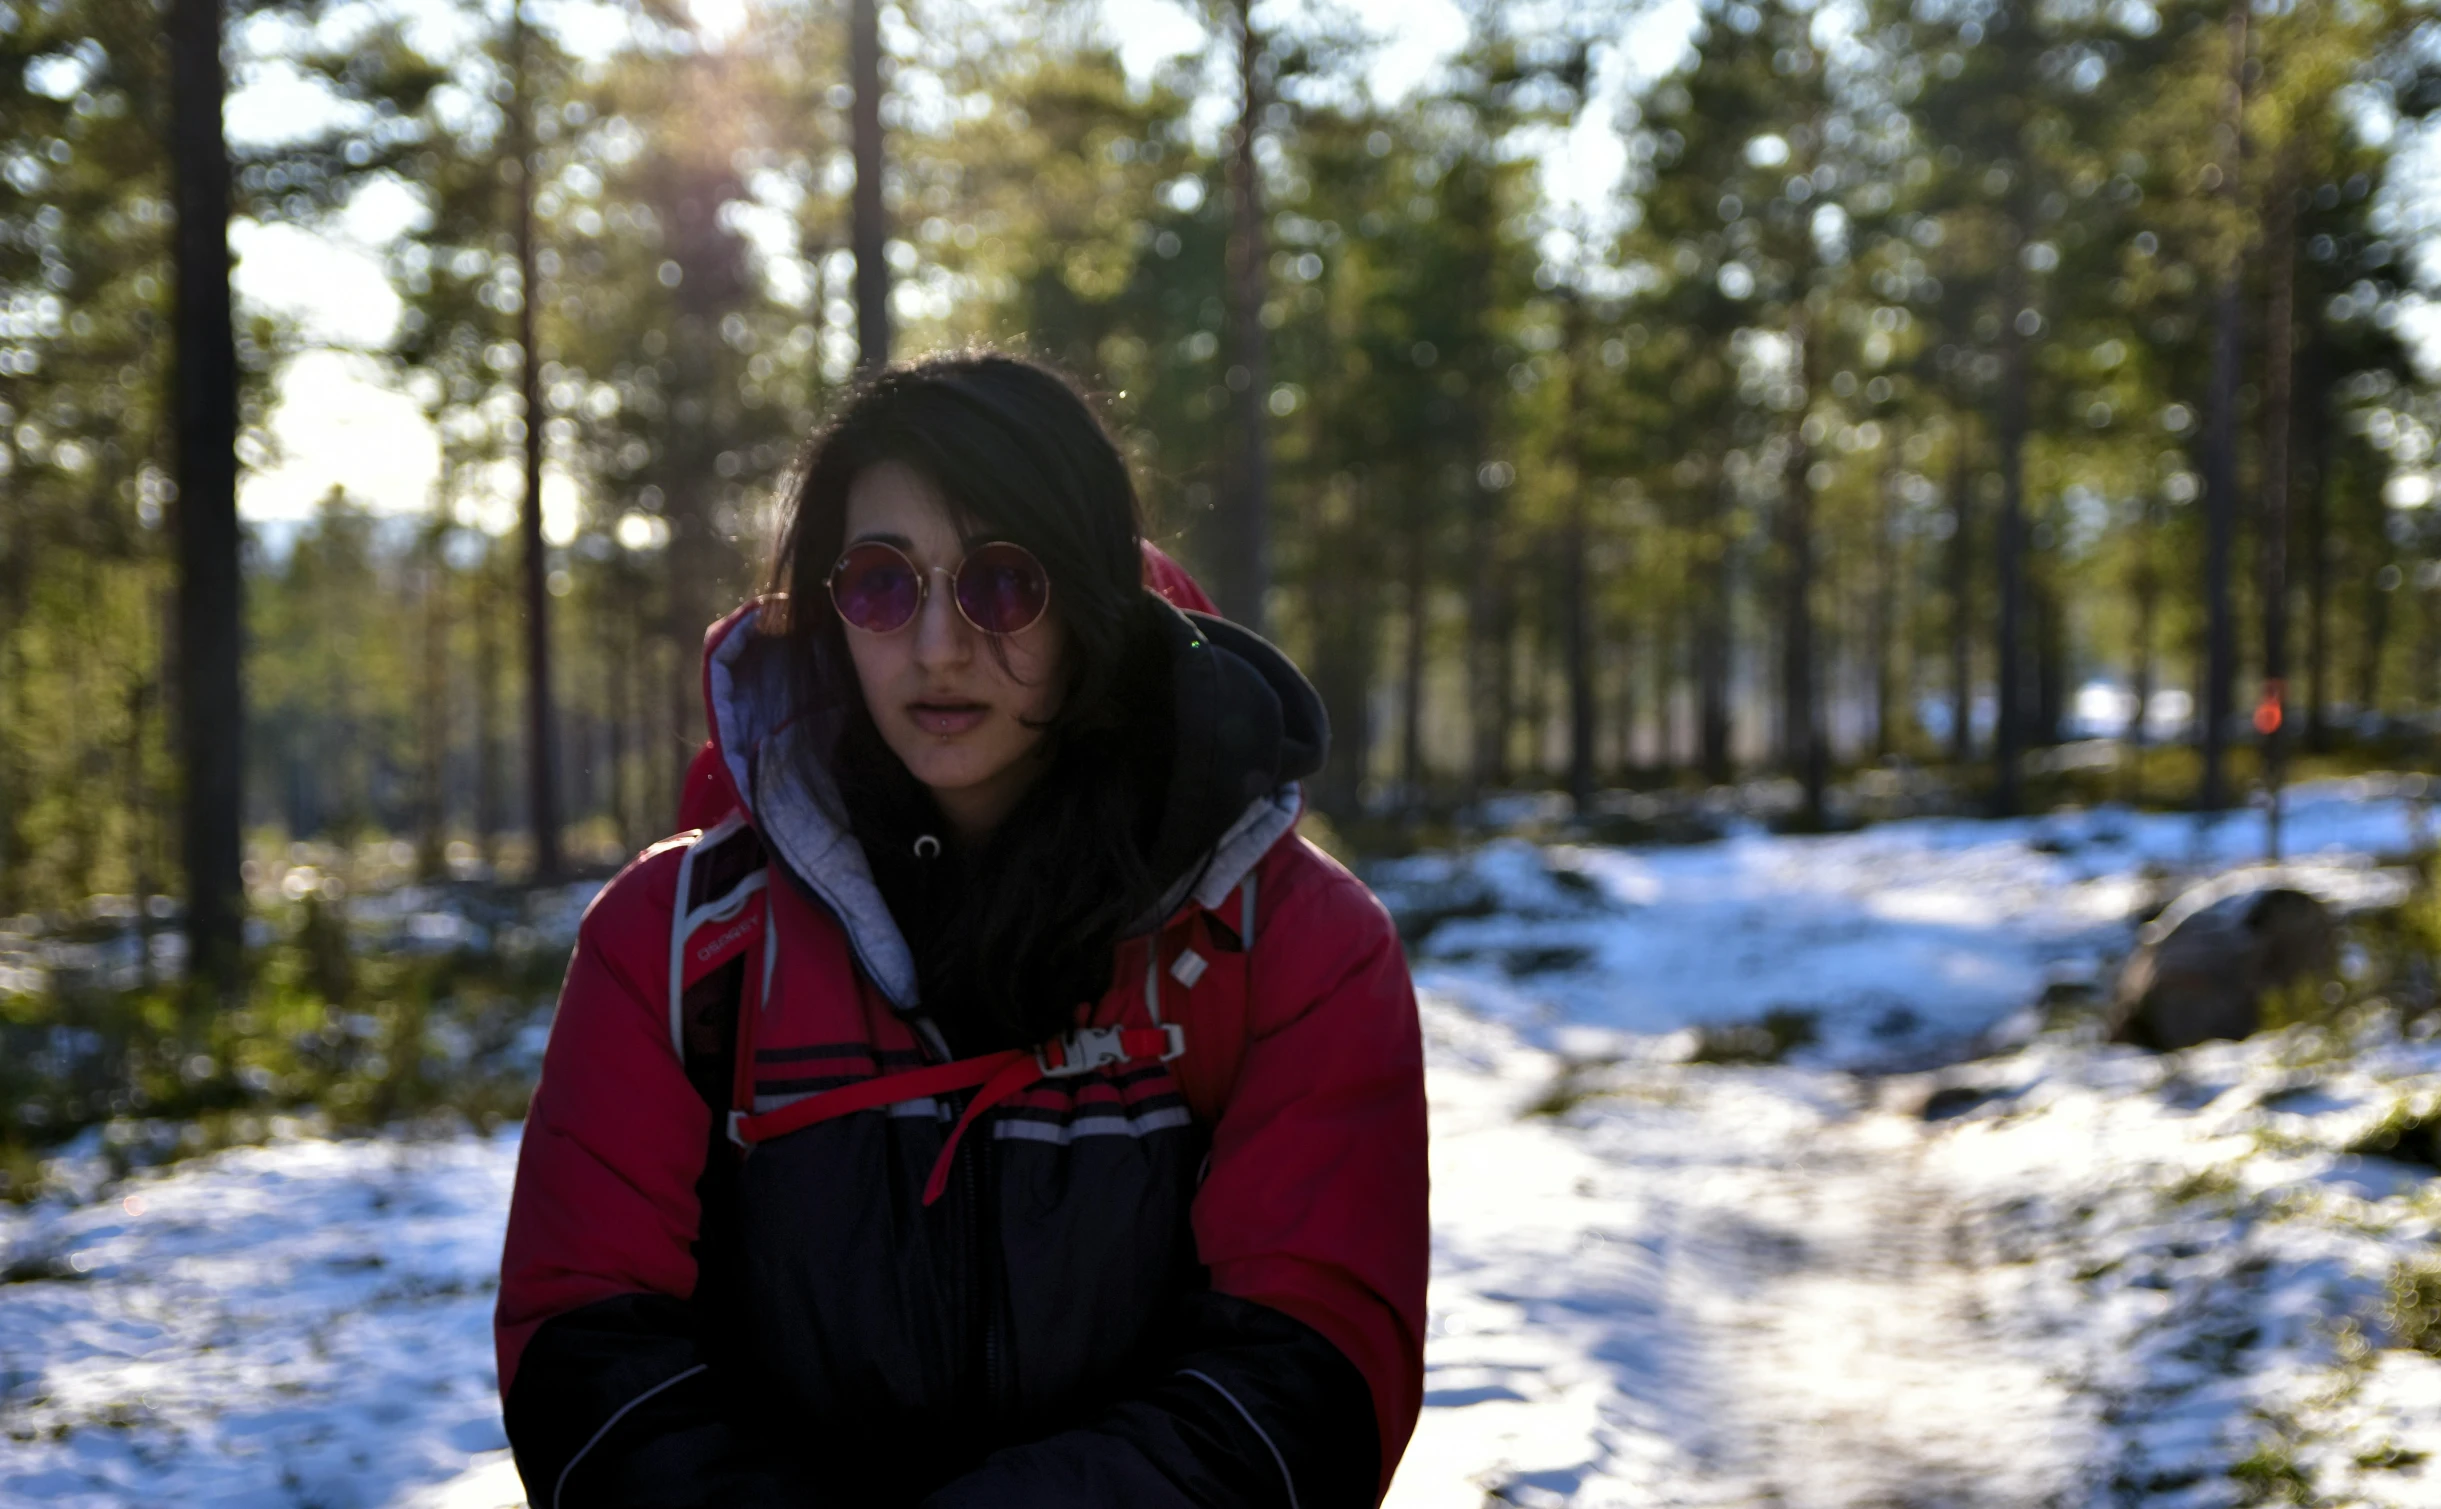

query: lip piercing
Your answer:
[913,835,941,859]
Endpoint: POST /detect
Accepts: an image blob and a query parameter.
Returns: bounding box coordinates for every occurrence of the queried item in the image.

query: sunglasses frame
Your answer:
[825,539,1053,638]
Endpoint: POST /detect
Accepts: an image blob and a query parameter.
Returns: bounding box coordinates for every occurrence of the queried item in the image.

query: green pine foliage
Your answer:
[3,0,2438,926]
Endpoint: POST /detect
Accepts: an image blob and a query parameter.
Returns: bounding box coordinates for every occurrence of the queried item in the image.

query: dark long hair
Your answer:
[763,352,1173,1050]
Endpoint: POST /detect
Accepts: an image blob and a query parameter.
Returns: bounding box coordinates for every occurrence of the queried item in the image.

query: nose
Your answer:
[909,565,970,669]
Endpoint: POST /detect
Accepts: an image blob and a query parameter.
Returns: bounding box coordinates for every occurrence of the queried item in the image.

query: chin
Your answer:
[892,737,1001,792]
[904,752,983,790]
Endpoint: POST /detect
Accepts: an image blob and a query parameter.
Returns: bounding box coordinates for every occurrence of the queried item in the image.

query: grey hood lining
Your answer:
[1154,785,1302,924]
[704,605,1299,1013]
[706,607,919,1009]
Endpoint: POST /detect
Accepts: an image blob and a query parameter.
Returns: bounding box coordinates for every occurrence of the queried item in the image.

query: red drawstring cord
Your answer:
[917,1052,1053,1204]
[726,1026,1181,1206]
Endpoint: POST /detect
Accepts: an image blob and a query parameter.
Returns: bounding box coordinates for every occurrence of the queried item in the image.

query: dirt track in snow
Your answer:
[1390,1002,2105,1509]
[1655,1118,2100,1509]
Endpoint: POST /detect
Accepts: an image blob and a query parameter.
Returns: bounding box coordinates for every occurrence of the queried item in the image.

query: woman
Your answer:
[495,353,1428,1508]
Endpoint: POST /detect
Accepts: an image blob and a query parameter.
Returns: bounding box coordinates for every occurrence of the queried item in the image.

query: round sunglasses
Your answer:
[826,539,1052,637]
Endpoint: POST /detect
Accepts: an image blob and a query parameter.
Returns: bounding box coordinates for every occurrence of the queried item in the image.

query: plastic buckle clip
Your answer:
[1039,1025,1130,1078]
[1035,1023,1189,1076]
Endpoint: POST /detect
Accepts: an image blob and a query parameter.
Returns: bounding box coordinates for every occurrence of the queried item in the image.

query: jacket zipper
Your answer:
[963,1124,1008,1426]
[917,1011,988,1431]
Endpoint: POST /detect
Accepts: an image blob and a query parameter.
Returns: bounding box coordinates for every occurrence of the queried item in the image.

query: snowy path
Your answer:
[1644,1113,2095,1508]
[1388,1001,2106,1509]
[1391,989,2441,1509]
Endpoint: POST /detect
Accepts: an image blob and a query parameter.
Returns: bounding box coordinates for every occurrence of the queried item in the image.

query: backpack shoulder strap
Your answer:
[1167,872,1257,1123]
[667,814,770,1114]
[670,830,1262,1129]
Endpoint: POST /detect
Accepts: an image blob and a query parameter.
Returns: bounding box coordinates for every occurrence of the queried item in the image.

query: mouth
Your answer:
[908,698,990,737]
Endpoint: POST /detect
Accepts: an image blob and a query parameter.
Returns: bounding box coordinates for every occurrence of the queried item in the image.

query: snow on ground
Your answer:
[0,1129,520,1509]
[1390,995,2441,1508]
[5,776,2441,1507]
[1378,776,2434,1064]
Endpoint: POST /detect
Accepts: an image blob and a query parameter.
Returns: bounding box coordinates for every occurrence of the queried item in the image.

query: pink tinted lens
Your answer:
[829,544,921,632]
[954,542,1050,634]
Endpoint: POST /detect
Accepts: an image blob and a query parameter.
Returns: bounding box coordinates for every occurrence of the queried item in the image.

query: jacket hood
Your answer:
[694,593,1327,1011]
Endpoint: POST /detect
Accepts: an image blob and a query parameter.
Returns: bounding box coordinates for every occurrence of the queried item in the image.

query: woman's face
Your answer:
[838,460,1068,843]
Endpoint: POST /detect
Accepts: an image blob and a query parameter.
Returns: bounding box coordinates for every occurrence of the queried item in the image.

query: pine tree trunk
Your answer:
[2128,543,2159,802]
[608,573,633,848]
[2424,587,2441,718]
[169,0,246,998]
[2199,0,2248,811]
[1562,293,1596,815]
[1465,430,1507,796]
[1215,0,1271,630]
[2361,547,2390,720]
[1948,432,1973,764]
[2259,151,2298,853]
[475,553,503,873]
[0,541,26,917]
[805,240,834,407]
[1616,626,1641,776]
[1514,617,1544,784]
[656,89,748,752]
[1992,243,2030,816]
[125,670,155,986]
[416,521,449,880]
[509,5,561,881]
[1782,312,1824,828]
[1475,578,1513,792]
[1698,477,1734,785]
[1310,482,1375,820]
[850,0,889,371]
[653,634,681,831]
[2301,318,2332,750]
[1664,615,1686,772]
[1401,504,1428,803]
[1871,458,1898,758]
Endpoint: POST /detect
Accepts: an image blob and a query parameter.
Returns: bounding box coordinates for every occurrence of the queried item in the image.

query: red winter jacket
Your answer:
[496,548,1427,1507]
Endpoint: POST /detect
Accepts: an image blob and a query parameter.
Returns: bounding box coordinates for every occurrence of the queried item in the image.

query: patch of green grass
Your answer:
[2249,1124,2320,1158]
[1686,1008,1819,1065]
[2160,1163,2244,1208]
[2343,1094,2441,1172]
[1524,1057,1623,1118]
[0,904,564,1201]
[2219,887,2441,1061]
[2353,1443,2429,1473]
[2260,974,2346,1035]
[2383,1257,2441,1357]
[2228,1438,2317,1507]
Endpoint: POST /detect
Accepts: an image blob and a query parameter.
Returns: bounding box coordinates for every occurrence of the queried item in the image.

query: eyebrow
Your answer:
[844,529,1011,558]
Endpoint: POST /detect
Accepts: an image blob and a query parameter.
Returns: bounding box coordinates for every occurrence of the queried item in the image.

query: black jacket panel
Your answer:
[506,1293,812,1509]
[922,1292,1382,1509]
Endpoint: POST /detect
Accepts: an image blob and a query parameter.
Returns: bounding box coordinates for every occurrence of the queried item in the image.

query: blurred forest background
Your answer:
[10,0,2441,979]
